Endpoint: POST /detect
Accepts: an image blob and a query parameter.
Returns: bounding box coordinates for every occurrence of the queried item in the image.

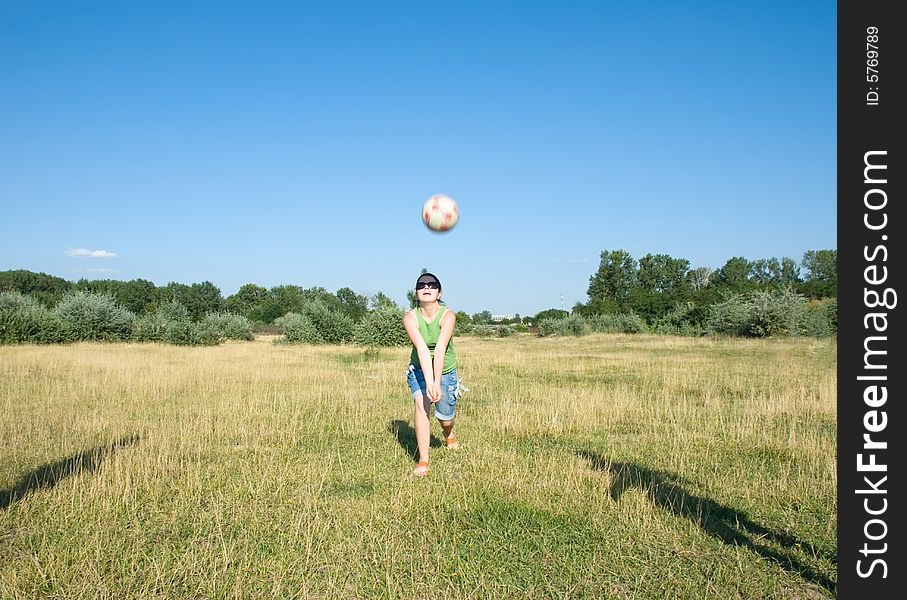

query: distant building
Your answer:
[491,314,516,322]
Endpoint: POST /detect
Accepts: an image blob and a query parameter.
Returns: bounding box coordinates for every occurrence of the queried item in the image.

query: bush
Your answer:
[538,314,585,337]
[186,320,226,346]
[353,306,410,346]
[455,322,474,336]
[652,303,704,337]
[55,291,135,342]
[163,319,197,346]
[132,301,191,342]
[803,297,837,337]
[705,295,750,336]
[706,289,809,337]
[469,325,495,338]
[301,300,354,344]
[132,300,221,346]
[538,312,648,337]
[497,324,514,337]
[275,312,324,344]
[274,300,352,344]
[0,291,65,343]
[200,311,255,341]
[132,311,170,342]
[586,313,648,334]
[744,289,806,337]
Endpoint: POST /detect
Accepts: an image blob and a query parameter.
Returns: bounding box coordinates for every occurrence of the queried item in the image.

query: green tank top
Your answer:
[409,306,457,374]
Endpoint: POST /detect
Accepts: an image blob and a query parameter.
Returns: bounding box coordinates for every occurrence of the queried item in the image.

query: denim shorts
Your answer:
[405,364,460,421]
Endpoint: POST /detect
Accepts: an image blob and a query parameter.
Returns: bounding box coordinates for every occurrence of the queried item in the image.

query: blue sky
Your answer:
[0,0,836,316]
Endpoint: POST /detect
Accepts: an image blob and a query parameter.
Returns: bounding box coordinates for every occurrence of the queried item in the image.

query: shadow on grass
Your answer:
[388,420,443,460]
[577,450,836,594]
[1,434,140,510]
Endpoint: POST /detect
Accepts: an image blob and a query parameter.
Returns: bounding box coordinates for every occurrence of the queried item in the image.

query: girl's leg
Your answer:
[437,371,459,450]
[439,419,458,450]
[413,394,432,475]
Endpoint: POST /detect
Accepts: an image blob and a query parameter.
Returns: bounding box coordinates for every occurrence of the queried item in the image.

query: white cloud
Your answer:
[65,248,119,258]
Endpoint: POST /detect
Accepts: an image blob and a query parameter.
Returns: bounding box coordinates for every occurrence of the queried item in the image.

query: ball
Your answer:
[422,194,459,232]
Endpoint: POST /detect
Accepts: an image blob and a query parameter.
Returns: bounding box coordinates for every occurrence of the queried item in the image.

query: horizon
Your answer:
[2,242,835,317]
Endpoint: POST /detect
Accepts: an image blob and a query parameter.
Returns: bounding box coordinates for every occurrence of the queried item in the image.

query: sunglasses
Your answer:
[415,281,440,290]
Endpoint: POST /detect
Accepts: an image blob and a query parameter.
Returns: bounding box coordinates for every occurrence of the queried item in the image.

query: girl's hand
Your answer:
[429,380,442,403]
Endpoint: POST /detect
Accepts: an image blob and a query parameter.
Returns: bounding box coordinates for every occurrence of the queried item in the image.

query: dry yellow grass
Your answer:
[0,334,836,598]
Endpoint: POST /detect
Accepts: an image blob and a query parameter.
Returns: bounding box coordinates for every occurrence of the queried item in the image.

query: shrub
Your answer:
[803,297,837,337]
[706,289,809,337]
[55,291,135,342]
[163,318,197,346]
[586,313,648,334]
[652,303,704,337]
[200,311,254,341]
[469,325,495,338]
[301,300,355,344]
[187,321,226,346]
[0,291,65,343]
[744,289,806,337]
[705,296,750,336]
[538,312,647,337]
[132,300,221,346]
[353,306,409,347]
[132,301,191,342]
[497,324,514,337]
[538,314,585,337]
[275,312,324,344]
[455,322,475,336]
[132,311,170,342]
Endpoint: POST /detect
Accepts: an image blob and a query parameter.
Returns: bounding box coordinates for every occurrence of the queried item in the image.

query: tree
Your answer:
[749,258,781,287]
[471,310,493,324]
[116,279,159,314]
[0,270,72,307]
[224,284,270,318]
[335,287,368,323]
[779,257,801,287]
[369,292,399,311]
[712,257,753,293]
[586,250,638,314]
[534,308,568,322]
[265,285,307,322]
[637,254,690,294]
[800,249,837,298]
[180,281,223,320]
[687,267,712,291]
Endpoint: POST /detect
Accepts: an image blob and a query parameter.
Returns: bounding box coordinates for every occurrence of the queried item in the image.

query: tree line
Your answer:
[571,249,836,325]
[0,271,389,325]
[1,246,836,338]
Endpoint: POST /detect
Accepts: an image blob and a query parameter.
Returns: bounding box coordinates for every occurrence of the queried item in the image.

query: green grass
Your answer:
[0,334,836,598]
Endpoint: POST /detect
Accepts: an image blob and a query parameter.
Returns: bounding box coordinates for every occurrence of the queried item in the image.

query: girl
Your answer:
[403,272,460,477]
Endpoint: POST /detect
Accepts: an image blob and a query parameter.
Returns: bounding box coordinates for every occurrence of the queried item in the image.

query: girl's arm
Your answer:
[432,309,456,386]
[403,311,436,396]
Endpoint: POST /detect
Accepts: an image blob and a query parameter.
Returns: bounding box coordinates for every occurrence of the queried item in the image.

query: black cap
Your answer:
[415,272,441,290]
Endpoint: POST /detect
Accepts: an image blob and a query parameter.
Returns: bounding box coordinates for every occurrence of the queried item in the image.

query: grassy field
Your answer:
[0,334,836,598]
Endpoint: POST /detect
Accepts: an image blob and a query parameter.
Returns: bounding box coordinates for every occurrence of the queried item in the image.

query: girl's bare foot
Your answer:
[413,461,430,477]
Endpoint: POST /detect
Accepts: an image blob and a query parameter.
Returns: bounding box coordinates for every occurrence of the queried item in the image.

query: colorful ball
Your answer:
[422,194,459,232]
